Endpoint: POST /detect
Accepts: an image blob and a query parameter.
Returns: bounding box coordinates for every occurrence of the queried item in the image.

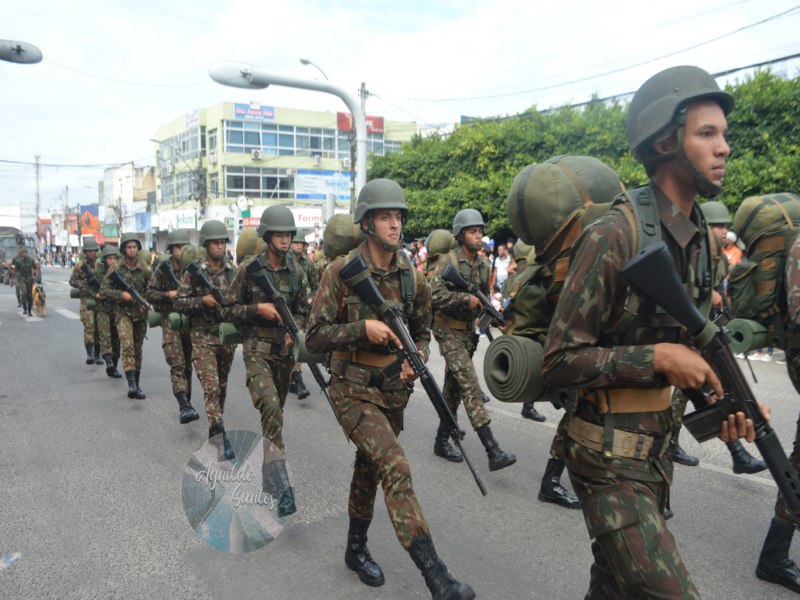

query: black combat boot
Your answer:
[345,518,385,587]
[408,535,475,600]
[538,458,580,509]
[132,371,146,399]
[176,392,199,424]
[263,460,296,517]
[111,356,123,378]
[85,343,95,364]
[25,304,33,316]
[209,422,235,461]
[103,354,120,378]
[480,391,491,404]
[476,425,516,471]
[521,401,546,422]
[125,371,139,398]
[756,517,800,593]
[666,426,699,466]
[288,372,298,394]
[293,371,310,400]
[93,344,103,365]
[727,440,767,474]
[433,420,463,463]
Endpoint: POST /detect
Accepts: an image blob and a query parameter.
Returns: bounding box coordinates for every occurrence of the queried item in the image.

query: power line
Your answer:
[43,59,210,88]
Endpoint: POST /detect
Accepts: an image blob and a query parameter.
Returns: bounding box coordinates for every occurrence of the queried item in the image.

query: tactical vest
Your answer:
[246,252,302,305]
[340,246,417,322]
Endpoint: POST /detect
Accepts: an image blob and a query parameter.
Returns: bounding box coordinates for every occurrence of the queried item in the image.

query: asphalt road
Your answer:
[1,265,799,599]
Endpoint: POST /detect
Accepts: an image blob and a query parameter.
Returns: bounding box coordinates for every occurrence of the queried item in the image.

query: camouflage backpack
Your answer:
[728,193,800,350]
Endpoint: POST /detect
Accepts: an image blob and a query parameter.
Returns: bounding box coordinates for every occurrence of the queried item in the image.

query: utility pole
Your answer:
[34,154,40,244]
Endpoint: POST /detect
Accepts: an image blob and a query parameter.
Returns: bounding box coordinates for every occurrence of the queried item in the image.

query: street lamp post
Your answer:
[299,58,329,81]
[208,61,367,213]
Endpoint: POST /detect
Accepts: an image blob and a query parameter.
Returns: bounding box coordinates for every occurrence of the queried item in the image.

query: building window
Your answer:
[224,166,294,199]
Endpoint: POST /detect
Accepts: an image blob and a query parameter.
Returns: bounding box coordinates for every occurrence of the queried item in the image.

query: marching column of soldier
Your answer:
[55,63,800,599]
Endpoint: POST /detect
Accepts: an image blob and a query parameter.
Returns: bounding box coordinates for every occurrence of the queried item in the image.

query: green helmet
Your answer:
[199,220,229,248]
[353,179,408,224]
[513,240,533,259]
[82,236,100,251]
[627,65,734,159]
[120,232,142,251]
[700,201,731,225]
[257,205,297,241]
[100,245,120,260]
[167,229,191,249]
[293,228,310,244]
[425,229,455,256]
[452,208,485,237]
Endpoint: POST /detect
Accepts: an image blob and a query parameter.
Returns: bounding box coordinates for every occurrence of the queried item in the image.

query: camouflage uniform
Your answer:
[429,246,491,430]
[221,251,307,448]
[146,260,193,398]
[95,260,121,363]
[12,253,36,312]
[100,261,148,372]
[305,242,431,549]
[543,186,706,599]
[289,248,317,386]
[69,257,99,345]
[173,259,236,427]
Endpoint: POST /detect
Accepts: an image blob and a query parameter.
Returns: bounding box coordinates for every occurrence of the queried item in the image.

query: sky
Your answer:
[2,0,799,215]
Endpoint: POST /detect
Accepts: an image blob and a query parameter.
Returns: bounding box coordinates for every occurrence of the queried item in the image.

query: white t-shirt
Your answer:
[493,254,512,287]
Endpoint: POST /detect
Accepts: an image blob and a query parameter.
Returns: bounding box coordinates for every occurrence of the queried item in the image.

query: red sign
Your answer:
[243,217,261,227]
[337,112,384,134]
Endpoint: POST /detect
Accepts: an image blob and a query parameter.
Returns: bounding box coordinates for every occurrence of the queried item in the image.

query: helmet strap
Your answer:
[674,127,723,199]
[456,232,483,253]
[366,214,403,253]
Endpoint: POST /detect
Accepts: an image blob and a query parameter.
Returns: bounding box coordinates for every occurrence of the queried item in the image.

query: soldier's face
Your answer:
[124,242,138,259]
[171,245,184,260]
[106,256,118,268]
[682,99,730,190]
[372,209,403,246]
[206,239,226,260]
[711,224,728,246]
[291,241,304,253]
[463,226,483,249]
[85,250,97,260]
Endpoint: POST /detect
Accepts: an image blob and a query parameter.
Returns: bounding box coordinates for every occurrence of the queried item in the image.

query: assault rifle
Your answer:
[109,269,151,312]
[159,259,181,289]
[186,262,225,306]
[621,241,800,519]
[441,263,505,341]
[341,254,488,496]
[244,257,338,425]
[81,261,102,292]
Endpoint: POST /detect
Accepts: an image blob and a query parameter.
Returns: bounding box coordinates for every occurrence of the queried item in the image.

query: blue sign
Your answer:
[135,212,152,233]
[234,103,275,122]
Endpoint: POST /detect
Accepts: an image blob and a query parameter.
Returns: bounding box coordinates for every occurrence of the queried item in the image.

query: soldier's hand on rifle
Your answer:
[202,293,220,309]
[257,302,281,322]
[168,290,178,299]
[284,333,294,349]
[654,343,724,399]
[365,319,402,348]
[467,294,481,312]
[121,291,133,303]
[400,360,418,384]
[95,293,102,301]
[719,409,768,443]
[711,289,723,311]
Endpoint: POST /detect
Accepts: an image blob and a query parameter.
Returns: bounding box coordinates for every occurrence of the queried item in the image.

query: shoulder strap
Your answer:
[397,250,417,316]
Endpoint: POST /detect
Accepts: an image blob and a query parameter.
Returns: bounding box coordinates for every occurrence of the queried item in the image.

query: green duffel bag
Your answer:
[218,322,241,345]
[293,332,326,364]
[148,310,163,328]
[324,214,366,260]
[85,299,97,311]
[733,193,800,247]
[167,312,191,333]
[70,287,80,298]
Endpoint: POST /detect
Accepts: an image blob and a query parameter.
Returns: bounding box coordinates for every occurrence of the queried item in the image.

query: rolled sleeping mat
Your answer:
[148,310,163,328]
[293,331,326,364]
[483,334,547,402]
[727,318,769,354]
[218,322,241,346]
[167,312,191,333]
[85,299,97,311]
[70,287,80,298]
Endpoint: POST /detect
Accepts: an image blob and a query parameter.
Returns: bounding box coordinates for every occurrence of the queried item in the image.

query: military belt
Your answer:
[329,358,403,391]
[581,387,671,414]
[243,326,279,340]
[432,314,470,330]
[331,350,396,368]
[566,416,667,461]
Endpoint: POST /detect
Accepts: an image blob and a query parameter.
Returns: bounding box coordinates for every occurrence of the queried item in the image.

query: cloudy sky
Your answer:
[2,0,799,214]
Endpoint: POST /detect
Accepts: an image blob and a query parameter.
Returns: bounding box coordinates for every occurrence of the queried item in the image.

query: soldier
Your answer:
[95,245,123,379]
[755,225,800,593]
[542,66,758,597]
[429,208,516,471]
[287,228,318,400]
[11,245,37,317]
[221,205,309,516]
[146,229,199,424]
[306,179,474,599]
[174,221,237,459]
[69,237,102,362]
[100,232,148,399]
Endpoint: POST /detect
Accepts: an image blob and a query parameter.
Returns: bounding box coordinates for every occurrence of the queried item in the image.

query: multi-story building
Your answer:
[150,101,416,248]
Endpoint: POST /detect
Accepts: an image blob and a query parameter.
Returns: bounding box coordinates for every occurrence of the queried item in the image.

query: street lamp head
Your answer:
[299,58,311,66]
[0,39,43,64]
[208,61,269,89]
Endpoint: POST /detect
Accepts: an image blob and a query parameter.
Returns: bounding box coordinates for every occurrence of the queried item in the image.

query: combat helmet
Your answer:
[627,65,734,196]
[82,236,100,252]
[353,178,408,252]
[119,232,142,251]
[292,228,310,244]
[167,229,191,249]
[452,209,485,251]
[100,245,120,260]
[425,229,455,256]
[257,205,296,239]
[700,201,731,225]
[199,220,229,248]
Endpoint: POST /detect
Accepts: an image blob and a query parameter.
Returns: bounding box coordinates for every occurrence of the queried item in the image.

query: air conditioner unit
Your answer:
[251,149,263,160]
[285,169,294,176]
[313,154,321,166]
[208,152,217,164]
[341,158,351,169]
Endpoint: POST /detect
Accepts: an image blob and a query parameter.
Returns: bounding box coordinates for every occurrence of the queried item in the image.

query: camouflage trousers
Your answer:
[116,313,146,372]
[80,298,98,345]
[243,339,293,450]
[161,321,193,397]
[671,388,689,429]
[775,411,800,521]
[96,309,120,359]
[16,276,33,306]
[191,331,234,428]
[567,470,700,599]
[434,328,490,430]
[330,378,430,550]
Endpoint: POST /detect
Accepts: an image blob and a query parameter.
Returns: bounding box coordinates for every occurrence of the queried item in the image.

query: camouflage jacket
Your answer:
[94,262,116,313]
[430,245,489,322]
[100,260,149,322]
[305,243,432,409]
[145,258,184,313]
[292,249,319,295]
[542,184,711,481]
[220,251,309,334]
[12,255,36,280]
[69,258,99,300]
[787,234,800,326]
[173,258,236,343]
